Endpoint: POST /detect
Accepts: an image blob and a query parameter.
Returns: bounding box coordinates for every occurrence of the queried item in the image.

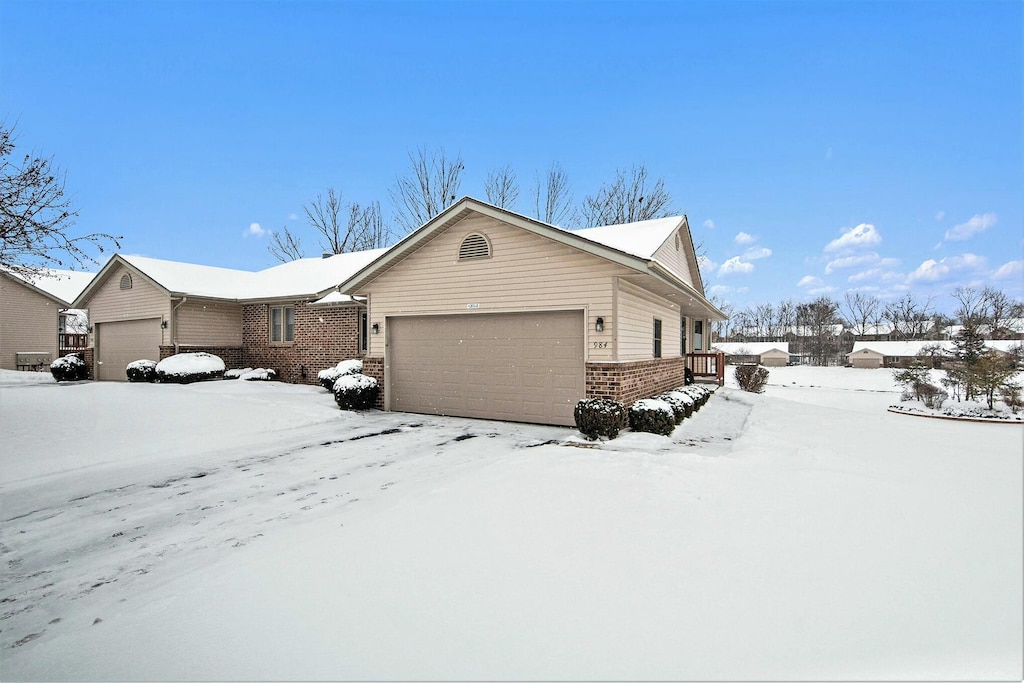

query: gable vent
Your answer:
[458,233,491,261]
[119,273,133,290]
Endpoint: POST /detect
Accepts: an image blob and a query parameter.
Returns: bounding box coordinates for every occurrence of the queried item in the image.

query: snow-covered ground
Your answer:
[0,367,1020,680]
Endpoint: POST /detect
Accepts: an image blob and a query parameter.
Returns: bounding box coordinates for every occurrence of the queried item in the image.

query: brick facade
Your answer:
[585,357,690,407]
[241,301,363,385]
[159,345,243,369]
[361,356,385,409]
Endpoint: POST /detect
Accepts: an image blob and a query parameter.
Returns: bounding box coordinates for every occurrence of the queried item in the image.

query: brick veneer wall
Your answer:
[361,356,385,409]
[82,348,95,380]
[242,302,362,385]
[585,357,689,407]
[159,346,243,369]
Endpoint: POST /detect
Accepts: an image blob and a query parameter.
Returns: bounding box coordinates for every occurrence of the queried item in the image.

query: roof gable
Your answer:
[2,269,95,307]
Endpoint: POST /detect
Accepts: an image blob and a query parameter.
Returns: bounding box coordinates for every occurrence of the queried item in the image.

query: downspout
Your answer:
[171,297,188,353]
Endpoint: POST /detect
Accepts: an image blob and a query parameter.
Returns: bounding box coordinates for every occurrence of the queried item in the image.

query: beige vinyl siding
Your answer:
[652,231,695,288]
[0,275,60,370]
[760,349,789,367]
[362,214,632,361]
[176,299,242,346]
[87,265,172,346]
[616,279,682,361]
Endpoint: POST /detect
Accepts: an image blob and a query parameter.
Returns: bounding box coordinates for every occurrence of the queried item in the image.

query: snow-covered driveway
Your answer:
[0,369,1020,680]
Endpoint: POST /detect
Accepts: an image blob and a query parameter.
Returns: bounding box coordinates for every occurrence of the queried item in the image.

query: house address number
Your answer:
[592,341,609,349]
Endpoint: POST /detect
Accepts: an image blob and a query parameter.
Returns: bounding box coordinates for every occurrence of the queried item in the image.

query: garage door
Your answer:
[387,311,584,426]
[96,318,162,381]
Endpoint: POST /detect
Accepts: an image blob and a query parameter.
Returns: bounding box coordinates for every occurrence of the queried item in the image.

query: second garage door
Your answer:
[96,318,162,381]
[387,311,584,426]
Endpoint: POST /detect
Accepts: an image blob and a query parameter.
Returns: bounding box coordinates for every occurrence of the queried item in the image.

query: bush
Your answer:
[628,398,676,436]
[155,352,225,384]
[50,353,88,382]
[317,359,364,391]
[919,383,948,410]
[735,364,769,393]
[126,359,157,383]
[333,373,379,410]
[573,398,626,440]
[657,391,695,423]
[225,367,278,381]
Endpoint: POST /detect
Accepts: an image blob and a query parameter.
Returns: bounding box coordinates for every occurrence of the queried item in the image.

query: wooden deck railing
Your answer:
[59,333,88,356]
[687,351,725,386]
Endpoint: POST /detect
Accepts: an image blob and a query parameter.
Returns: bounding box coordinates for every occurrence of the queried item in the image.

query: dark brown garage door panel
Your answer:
[388,311,584,426]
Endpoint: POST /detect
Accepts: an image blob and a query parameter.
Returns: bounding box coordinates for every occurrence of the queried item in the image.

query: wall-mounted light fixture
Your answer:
[372,323,380,334]
[595,317,604,332]
[160,320,168,329]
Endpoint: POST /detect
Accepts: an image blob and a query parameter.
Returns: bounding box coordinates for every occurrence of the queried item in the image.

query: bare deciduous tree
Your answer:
[0,121,120,278]
[533,162,574,226]
[484,165,519,210]
[796,296,842,366]
[982,286,1023,338]
[268,227,305,262]
[883,293,935,340]
[389,147,464,233]
[951,285,987,327]
[843,291,881,336]
[578,164,673,227]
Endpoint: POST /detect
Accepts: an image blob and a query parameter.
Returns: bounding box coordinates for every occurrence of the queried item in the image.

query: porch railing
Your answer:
[59,333,88,356]
[687,351,725,386]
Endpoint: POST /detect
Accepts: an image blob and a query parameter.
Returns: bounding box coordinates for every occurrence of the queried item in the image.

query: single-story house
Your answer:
[73,250,384,381]
[0,269,95,371]
[711,341,790,367]
[71,196,725,426]
[847,340,1020,369]
[336,197,725,426]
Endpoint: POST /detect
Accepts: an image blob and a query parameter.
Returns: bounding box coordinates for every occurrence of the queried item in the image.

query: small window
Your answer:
[119,273,132,290]
[694,319,704,351]
[359,310,368,354]
[680,316,688,355]
[458,233,491,260]
[654,318,663,358]
[270,305,295,343]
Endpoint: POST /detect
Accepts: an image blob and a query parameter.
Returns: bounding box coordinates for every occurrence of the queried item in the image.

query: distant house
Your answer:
[71,197,725,426]
[712,341,790,367]
[847,340,1020,369]
[0,270,94,372]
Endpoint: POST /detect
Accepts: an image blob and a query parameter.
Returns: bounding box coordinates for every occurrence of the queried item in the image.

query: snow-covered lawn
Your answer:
[0,368,1020,680]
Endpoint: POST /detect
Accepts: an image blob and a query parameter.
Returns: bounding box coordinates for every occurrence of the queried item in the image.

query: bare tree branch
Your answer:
[389,147,464,233]
[579,164,674,227]
[532,162,574,226]
[484,165,519,209]
[842,291,881,336]
[268,226,306,262]
[0,121,120,278]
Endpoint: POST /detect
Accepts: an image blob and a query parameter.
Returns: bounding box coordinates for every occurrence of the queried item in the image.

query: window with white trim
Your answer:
[270,305,295,344]
[359,310,368,354]
[694,319,704,351]
[654,318,663,358]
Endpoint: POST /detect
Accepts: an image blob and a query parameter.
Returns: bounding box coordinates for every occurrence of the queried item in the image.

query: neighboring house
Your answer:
[336,197,725,426]
[847,340,1020,369]
[712,342,790,367]
[0,270,95,371]
[73,251,382,381]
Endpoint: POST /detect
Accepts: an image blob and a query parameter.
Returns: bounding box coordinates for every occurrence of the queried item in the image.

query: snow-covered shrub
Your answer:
[674,384,711,409]
[126,359,157,383]
[155,352,225,384]
[1000,383,1022,413]
[734,364,769,393]
[317,359,363,391]
[919,383,947,410]
[50,353,87,382]
[628,398,676,436]
[333,373,379,410]
[657,391,695,423]
[226,367,278,381]
[573,398,626,440]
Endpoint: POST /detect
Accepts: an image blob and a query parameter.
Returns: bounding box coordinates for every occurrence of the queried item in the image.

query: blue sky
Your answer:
[3,0,1021,315]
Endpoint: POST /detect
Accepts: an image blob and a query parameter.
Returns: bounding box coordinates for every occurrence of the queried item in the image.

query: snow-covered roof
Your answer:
[850,340,1020,357]
[571,217,683,260]
[713,342,790,355]
[3,269,96,306]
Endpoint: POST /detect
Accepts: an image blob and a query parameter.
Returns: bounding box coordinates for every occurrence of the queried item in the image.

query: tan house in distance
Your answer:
[337,197,725,426]
[712,341,790,367]
[0,270,94,371]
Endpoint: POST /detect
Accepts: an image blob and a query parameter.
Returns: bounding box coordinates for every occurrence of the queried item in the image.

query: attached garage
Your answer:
[387,311,584,426]
[96,318,162,381]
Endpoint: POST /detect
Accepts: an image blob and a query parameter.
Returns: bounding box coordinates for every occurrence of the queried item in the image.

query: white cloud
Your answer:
[993,260,1024,280]
[742,246,772,261]
[697,255,717,273]
[807,285,836,296]
[935,211,945,221]
[944,212,997,241]
[734,232,756,246]
[907,253,986,284]
[848,268,904,284]
[825,252,878,274]
[718,257,755,276]
[702,219,715,230]
[798,275,824,288]
[287,213,300,222]
[244,222,266,238]
[707,284,749,297]
[824,223,882,252]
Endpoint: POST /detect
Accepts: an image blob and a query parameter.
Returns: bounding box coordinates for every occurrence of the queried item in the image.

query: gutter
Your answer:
[171,297,187,353]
